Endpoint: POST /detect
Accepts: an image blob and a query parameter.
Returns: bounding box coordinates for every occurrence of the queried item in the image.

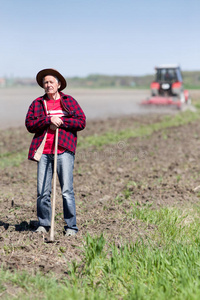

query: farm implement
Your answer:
[141,65,191,109]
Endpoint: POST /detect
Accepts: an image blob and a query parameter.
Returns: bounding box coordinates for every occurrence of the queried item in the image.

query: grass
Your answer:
[1,203,200,299]
[0,150,27,169]
[0,110,200,169]
[77,110,200,149]
[1,103,200,298]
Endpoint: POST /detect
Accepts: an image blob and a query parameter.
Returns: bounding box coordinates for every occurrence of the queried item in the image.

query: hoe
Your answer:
[49,127,58,242]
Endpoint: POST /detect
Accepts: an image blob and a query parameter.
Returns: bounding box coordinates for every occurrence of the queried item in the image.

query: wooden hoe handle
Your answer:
[49,127,59,242]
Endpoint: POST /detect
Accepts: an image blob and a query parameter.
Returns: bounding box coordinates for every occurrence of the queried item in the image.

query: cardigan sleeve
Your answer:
[61,97,86,131]
[25,99,51,133]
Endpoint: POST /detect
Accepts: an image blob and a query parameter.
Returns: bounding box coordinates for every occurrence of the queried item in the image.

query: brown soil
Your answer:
[0,111,200,278]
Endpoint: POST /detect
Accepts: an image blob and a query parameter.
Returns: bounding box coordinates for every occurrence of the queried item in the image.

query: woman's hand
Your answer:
[50,116,63,127]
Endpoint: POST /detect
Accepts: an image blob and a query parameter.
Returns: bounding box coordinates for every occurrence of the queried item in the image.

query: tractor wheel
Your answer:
[180,92,186,104]
[187,97,192,105]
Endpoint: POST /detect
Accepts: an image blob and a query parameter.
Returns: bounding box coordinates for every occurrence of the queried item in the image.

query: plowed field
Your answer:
[1,88,200,279]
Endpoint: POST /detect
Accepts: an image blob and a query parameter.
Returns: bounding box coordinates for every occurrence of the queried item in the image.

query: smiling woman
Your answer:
[25,68,86,236]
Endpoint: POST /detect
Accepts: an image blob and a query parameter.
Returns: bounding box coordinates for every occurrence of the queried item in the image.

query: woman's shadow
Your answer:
[0,220,38,232]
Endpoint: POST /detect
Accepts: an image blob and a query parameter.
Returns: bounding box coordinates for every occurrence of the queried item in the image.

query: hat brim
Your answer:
[36,68,67,91]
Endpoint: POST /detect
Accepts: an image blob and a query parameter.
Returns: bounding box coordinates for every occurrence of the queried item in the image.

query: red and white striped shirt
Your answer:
[25,92,86,161]
[43,98,67,154]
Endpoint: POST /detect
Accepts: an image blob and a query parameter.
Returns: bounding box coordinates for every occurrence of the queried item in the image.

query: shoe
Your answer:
[65,229,77,236]
[35,226,49,233]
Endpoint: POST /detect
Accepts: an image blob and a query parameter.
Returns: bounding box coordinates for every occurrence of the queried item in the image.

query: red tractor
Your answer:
[142,65,191,108]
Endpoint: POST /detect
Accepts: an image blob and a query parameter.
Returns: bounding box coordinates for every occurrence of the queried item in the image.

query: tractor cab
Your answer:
[141,64,191,108]
[155,66,182,83]
[151,65,184,97]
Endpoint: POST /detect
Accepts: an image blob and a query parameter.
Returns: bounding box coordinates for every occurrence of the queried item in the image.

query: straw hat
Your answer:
[36,68,67,91]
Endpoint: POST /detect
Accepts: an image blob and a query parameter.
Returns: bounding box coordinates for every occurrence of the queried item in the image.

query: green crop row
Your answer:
[77,110,200,149]
[1,200,200,299]
[0,109,200,169]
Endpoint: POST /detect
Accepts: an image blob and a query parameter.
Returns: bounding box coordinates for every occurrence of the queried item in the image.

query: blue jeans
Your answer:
[37,150,78,232]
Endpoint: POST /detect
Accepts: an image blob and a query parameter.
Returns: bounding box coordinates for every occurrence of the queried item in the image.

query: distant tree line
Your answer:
[66,74,153,88]
[2,71,200,89]
[67,71,200,89]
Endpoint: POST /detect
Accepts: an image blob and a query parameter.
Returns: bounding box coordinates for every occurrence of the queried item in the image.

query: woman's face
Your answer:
[43,75,60,95]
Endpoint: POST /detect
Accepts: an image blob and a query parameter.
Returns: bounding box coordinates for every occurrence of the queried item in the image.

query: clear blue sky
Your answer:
[1,0,199,78]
